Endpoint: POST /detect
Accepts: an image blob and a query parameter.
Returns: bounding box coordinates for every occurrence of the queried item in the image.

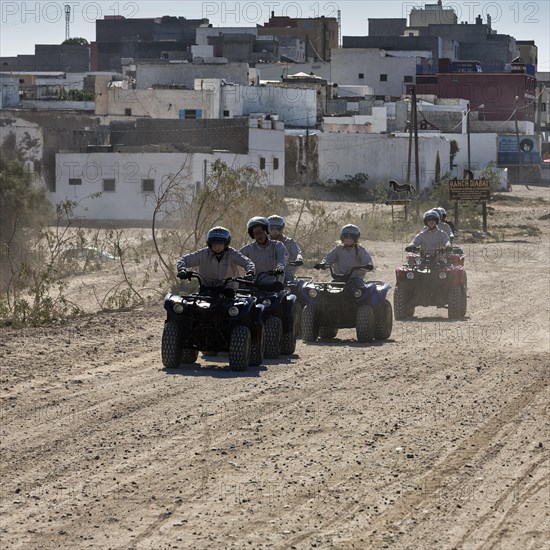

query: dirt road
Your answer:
[1,189,549,549]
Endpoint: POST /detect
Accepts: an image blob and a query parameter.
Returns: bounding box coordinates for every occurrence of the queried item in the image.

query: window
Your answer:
[179,109,203,120]
[380,74,387,82]
[223,109,230,117]
[103,179,115,192]
[358,73,364,79]
[273,157,279,170]
[259,157,266,170]
[125,108,132,116]
[541,103,547,112]
[404,75,413,83]
[142,179,155,192]
[69,178,82,185]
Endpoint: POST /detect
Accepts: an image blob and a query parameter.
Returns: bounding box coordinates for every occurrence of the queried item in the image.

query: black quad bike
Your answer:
[239,270,299,359]
[300,265,393,343]
[161,273,265,371]
[394,246,467,320]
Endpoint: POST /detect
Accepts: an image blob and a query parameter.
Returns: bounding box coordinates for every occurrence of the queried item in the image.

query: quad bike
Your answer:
[161,273,265,371]
[300,265,393,343]
[239,270,298,358]
[394,246,467,320]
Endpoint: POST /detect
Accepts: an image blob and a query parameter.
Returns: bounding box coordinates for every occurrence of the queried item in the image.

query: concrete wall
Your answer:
[54,146,285,221]
[95,87,216,119]
[240,85,316,127]
[318,133,451,192]
[136,62,252,89]
[323,108,388,133]
[330,49,424,96]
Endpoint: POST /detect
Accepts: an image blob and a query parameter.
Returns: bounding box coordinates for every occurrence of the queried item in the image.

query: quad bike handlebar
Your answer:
[177,270,254,288]
[313,264,374,276]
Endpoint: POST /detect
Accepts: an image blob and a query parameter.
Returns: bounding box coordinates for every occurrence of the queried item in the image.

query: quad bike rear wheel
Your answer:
[374,299,393,340]
[180,348,199,364]
[161,321,182,369]
[301,304,319,342]
[265,316,282,359]
[460,273,468,317]
[319,326,338,340]
[229,325,251,371]
[356,304,375,343]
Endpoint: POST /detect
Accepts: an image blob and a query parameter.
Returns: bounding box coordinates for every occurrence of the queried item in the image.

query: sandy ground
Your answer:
[1,186,549,549]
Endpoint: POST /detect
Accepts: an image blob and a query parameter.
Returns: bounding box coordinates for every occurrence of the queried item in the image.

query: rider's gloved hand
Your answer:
[365,264,374,271]
[293,260,304,267]
[405,246,415,252]
[275,265,285,275]
[313,263,325,270]
[445,246,453,253]
[177,270,191,280]
[243,271,255,281]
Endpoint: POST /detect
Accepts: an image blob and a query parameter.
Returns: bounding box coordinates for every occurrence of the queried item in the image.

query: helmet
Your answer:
[340,224,361,241]
[247,216,270,238]
[434,207,447,219]
[207,226,231,248]
[267,215,285,231]
[423,209,440,224]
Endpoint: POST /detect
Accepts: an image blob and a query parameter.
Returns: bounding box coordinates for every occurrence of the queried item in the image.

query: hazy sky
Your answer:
[1,1,549,70]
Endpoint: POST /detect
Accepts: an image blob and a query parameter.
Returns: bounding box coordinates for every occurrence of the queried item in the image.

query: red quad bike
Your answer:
[162,272,265,372]
[394,246,467,320]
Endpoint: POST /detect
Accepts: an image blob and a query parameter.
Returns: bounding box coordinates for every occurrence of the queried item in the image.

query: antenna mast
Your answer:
[65,5,70,41]
[337,10,342,47]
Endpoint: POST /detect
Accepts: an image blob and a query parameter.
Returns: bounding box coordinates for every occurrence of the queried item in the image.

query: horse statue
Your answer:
[388,179,416,198]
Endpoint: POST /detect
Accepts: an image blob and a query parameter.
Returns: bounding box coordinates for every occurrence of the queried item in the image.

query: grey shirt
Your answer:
[324,244,373,280]
[176,247,254,287]
[240,240,288,285]
[409,227,451,253]
[272,235,303,282]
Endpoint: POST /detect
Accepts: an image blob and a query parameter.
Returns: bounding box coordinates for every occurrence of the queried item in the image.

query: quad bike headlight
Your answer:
[262,298,272,307]
[228,306,239,317]
[353,289,363,298]
[406,272,415,280]
[173,303,184,314]
[439,272,447,280]
[308,289,318,298]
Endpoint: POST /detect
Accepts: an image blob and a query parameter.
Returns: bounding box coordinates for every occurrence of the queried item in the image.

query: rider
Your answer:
[267,215,304,282]
[176,226,255,290]
[435,207,456,240]
[406,210,451,255]
[239,216,288,290]
[314,224,373,286]
[433,207,454,242]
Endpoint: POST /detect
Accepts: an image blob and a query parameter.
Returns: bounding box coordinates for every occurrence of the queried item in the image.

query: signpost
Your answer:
[449,178,490,231]
[384,199,411,241]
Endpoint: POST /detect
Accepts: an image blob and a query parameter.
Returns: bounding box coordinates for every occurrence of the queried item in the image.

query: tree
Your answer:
[62,37,89,45]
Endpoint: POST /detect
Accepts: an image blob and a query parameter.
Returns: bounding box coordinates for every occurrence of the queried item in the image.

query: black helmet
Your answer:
[207,226,231,248]
[247,216,269,239]
[340,224,361,241]
[423,209,440,224]
[267,215,285,231]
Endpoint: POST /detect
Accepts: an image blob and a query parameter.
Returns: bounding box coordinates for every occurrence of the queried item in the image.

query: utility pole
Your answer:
[412,87,420,216]
[65,5,70,41]
[514,96,523,188]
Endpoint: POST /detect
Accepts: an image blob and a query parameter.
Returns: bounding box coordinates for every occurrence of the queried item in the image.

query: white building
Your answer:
[53,121,285,221]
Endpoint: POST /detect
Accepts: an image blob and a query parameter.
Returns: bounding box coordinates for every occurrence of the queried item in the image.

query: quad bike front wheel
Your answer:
[448,286,463,319]
[249,322,265,367]
[265,316,283,359]
[280,308,299,355]
[460,273,468,317]
[356,304,375,343]
[180,348,199,364]
[394,285,414,320]
[374,299,393,340]
[301,304,319,343]
[161,321,182,369]
[229,325,251,371]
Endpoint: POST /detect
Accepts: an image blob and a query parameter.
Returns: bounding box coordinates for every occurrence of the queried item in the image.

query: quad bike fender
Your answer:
[254,303,266,324]
[363,282,391,305]
[284,292,297,316]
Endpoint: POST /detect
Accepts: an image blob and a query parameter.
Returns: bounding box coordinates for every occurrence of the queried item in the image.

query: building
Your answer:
[0,44,90,72]
[93,15,208,71]
[257,13,338,62]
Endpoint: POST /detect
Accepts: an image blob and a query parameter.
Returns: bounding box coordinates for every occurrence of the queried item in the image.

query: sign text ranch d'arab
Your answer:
[448,178,491,201]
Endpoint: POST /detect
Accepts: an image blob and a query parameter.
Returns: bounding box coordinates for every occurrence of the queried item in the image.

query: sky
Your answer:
[1,1,549,70]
